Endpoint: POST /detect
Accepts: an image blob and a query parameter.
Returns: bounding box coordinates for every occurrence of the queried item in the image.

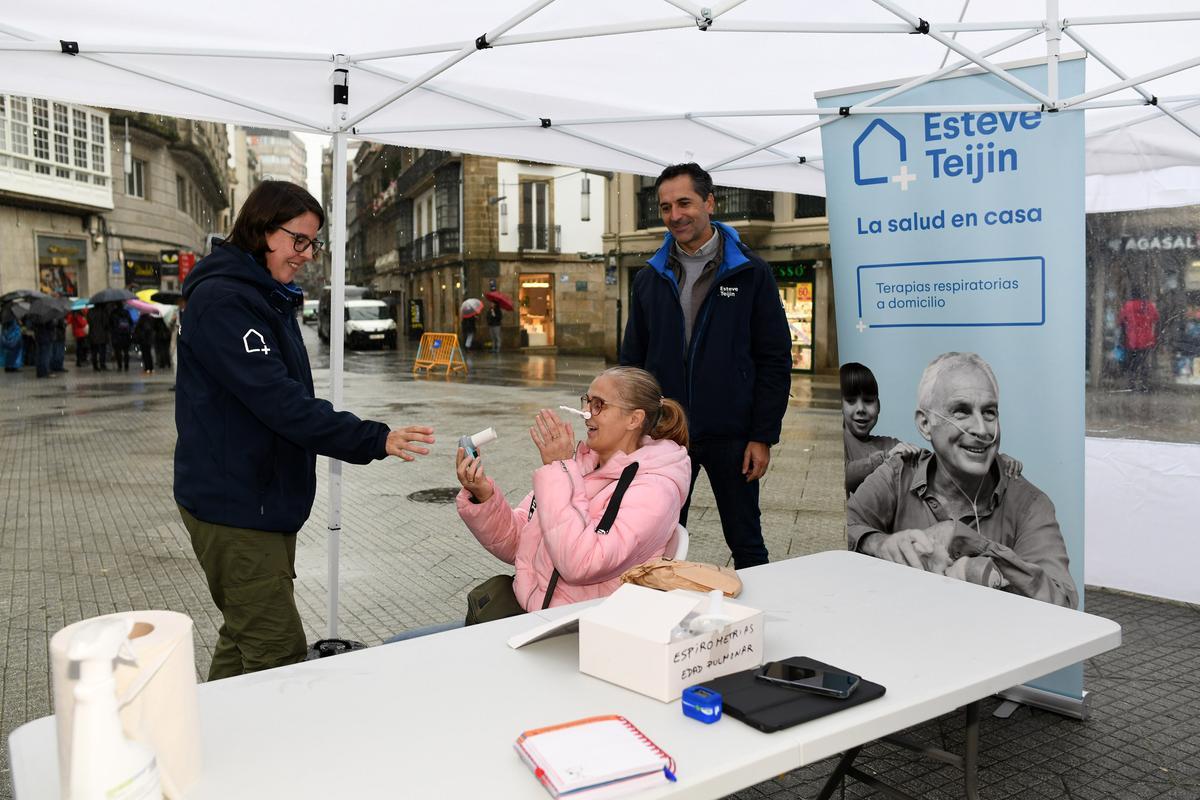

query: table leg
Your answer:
[964,700,981,800]
[815,746,861,800]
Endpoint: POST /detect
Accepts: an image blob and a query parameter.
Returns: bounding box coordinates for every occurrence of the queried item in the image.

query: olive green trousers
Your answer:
[180,506,308,680]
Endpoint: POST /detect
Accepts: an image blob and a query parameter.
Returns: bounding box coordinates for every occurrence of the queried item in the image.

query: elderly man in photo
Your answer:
[847,352,1078,609]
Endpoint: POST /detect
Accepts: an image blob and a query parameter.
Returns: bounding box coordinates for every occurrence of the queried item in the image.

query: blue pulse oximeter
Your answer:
[681,685,722,724]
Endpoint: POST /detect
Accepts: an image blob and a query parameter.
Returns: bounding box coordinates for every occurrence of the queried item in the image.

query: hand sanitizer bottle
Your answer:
[67,618,162,800]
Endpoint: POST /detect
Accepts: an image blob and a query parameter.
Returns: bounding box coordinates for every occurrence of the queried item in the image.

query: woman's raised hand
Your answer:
[530,408,576,465]
[456,447,493,502]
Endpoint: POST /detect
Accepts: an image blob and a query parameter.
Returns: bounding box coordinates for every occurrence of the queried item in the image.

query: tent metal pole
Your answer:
[1046,0,1061,104]
[352,17,692,61]
[1088,97,1200,137]
[872,0,1053,106]
[1059,54,1200,109]
[704,27,1040,171]
[326,124,349,640]
[346,0,558,128]
[710,156,825,172]
[937,0,972,70]
[706,20,1043,34]
[0,23,325,131]
[0,40,331,61]
[659,0,701,18]
[1066,11,1200,26]
[706,116,839,172]
[710,0,750,17]
[688,117,811,165]
[353,61,671,170]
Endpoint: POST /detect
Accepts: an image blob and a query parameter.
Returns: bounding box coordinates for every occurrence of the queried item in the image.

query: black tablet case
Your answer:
[696,657,886,733]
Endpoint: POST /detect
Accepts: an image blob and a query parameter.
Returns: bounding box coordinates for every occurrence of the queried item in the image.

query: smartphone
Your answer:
[755,660,861,699]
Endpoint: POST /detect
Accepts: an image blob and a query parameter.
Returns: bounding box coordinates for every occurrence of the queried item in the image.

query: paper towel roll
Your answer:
[51,610,201,799]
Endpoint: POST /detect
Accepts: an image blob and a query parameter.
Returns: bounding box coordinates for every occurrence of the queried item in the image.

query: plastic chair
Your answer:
[669,524,689,560]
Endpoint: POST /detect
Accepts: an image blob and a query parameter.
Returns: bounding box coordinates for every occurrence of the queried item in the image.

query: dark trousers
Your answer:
[51,341,65,371]
[113,344,130,371]
[90,341,108,370]
[75,337,89,366]
[179,506,308,681]
[1127,347,1153,392]
[34,337,52,377]
[139,343,155,372]
[679,437,769,569]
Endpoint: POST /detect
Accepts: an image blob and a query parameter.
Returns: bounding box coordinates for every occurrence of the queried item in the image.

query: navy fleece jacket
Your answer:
[174,242,389,532]
[620,221,792,444]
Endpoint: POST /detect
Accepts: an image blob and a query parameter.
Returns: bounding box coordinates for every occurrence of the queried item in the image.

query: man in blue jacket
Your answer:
[175,181,434,680]
[621,164,791,569]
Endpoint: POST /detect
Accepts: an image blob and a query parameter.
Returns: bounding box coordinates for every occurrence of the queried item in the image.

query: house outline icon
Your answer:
[853,118,909,187]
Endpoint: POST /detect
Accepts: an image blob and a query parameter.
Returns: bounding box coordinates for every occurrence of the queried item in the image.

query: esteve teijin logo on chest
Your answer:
[719,286,739,299]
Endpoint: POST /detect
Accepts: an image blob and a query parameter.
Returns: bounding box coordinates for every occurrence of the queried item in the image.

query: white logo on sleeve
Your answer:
[242,329,271,355]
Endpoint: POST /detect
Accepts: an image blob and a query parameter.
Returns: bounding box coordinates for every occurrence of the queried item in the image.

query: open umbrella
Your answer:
[89,287,136,305]
[484,290,514,311]
[126,298,162,317]
[151,291,183,305]
[71,297,90,311]
[24,296,72,325]
[461,298,483,319]
[135,288,158,303]
[0,289,40,305]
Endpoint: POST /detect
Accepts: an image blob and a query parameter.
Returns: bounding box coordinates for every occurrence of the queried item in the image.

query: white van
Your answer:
[343,299,397,349]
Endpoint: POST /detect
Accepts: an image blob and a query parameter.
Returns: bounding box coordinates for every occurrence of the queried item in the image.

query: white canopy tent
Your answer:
[5,0,1199,630]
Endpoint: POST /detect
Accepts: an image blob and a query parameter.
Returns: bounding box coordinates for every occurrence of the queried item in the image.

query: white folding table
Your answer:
[8,551,1121,799]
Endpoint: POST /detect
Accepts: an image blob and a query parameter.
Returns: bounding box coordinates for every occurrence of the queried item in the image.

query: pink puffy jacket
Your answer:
[456,436,692,611]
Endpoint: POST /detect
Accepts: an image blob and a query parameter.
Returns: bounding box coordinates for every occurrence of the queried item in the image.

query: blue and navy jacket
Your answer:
[174,242,389,532]
[620,221,792,445]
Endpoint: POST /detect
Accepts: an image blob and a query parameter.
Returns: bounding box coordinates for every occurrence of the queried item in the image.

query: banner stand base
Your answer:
[997,685,1090,720]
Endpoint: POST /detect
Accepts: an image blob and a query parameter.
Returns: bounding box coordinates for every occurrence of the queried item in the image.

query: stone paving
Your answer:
[2,329,1198,799]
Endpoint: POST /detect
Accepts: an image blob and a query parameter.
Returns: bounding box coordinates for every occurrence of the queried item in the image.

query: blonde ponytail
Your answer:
[600,366,690,450]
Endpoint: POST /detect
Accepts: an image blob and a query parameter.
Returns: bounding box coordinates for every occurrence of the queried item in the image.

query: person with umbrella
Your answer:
[1,309,22,373]
[87,302,109,371]
[175,180,436,680]
[484,290,512,353]
[460,298,482,350]
[108,302,134,372]
[67,307,89,367]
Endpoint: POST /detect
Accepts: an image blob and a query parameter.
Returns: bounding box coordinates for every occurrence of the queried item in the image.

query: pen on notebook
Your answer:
[663,766,677,782]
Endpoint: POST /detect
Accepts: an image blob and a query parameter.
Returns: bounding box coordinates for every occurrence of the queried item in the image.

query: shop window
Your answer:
[519,180,551,251]
[37,235,85,297]
[519,272,555,347]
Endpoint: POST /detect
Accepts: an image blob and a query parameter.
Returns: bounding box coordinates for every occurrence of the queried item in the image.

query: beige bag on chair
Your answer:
[620,559,743,598]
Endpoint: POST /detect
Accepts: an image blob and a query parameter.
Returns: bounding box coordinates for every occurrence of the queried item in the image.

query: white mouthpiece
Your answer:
[559,405,592,420]
[469,427,498,449]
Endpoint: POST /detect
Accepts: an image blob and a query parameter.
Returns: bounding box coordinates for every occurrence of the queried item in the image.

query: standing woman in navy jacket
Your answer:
[174,181,435,680]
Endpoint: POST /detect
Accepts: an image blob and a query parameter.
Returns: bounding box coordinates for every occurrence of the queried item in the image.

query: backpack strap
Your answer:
[542,461,640,610]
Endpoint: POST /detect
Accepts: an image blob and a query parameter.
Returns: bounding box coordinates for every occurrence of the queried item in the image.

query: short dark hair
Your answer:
[226,180,325,266]
[654,162,714,201]
[840,362,880,402]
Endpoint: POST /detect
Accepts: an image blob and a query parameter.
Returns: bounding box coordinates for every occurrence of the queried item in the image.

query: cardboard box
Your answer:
[578,584,764,702]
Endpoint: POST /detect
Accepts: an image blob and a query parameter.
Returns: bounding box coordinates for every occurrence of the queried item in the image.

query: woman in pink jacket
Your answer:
[455,367,692,611]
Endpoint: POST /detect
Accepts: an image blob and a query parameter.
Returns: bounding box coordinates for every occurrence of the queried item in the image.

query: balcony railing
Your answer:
[637,186,775,230]
[518,223,561,254]
[402,228,459,263]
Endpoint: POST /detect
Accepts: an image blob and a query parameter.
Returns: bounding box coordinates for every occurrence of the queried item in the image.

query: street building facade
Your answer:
[242,127,307,187]
[346,144,609,354]
[0,98,228,299]
[603,174,837,372]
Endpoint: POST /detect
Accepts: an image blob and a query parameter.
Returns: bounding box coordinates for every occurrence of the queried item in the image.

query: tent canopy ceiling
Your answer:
[3,0,1200,196]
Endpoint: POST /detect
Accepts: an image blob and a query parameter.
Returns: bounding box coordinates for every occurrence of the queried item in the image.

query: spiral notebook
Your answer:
[514,715,676,798]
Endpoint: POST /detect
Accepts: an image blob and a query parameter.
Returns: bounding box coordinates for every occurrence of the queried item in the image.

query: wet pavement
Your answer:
[2,327,1198,799]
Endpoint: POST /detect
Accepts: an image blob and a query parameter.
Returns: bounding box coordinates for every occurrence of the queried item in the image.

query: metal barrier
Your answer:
[412,332,467,376]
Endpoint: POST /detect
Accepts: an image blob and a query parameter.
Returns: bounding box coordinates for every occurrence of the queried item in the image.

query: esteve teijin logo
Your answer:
[853,118,917,191]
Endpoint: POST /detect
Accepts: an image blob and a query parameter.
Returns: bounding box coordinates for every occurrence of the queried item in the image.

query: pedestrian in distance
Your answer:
[50,311,67,373]
[109,304,134,371]
[33,318,55,378]
[67,309,89,367]
[134,312,156,374]
[87,304,109,371]
[2,315,24,372]
[487,301,503,352]
[620,163,792,569]
[152,314,172,369]
[462,313,476,350]
[174,179,436,681]
[1118,284,1159,393]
